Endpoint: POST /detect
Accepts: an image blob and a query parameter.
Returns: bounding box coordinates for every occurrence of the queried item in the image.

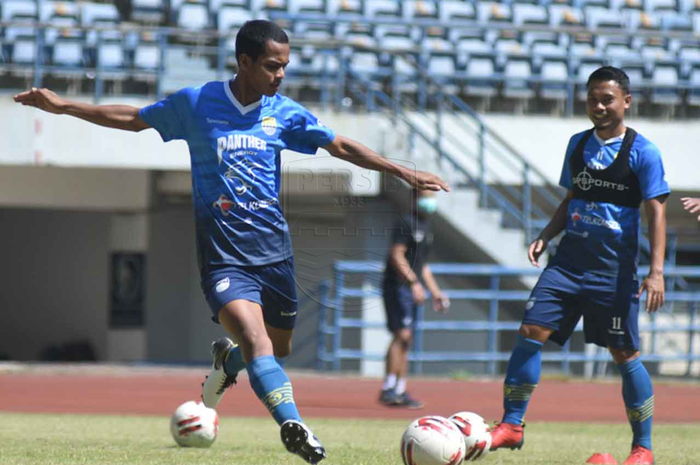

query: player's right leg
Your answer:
[492,265,582,451]
[380,283,422,408]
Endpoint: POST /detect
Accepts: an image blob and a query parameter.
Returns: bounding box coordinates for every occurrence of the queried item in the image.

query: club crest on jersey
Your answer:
[213,194,235,216]
[261,116,277,136]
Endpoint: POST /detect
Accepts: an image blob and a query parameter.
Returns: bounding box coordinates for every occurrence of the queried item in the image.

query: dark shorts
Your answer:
[201,257,298,330]
[523,264,640,350]
[383,280,418,333]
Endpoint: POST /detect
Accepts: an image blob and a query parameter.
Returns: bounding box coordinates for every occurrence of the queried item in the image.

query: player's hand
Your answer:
[411,281,426,304]
[432,293,450,313]
[527,237,548,267]
[403,170,450,192]
[638,273,664,313]
[681,197,700,221]
[13,87,67,114]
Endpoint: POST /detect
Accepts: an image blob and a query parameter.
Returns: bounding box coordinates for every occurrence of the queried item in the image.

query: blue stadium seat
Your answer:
[646,0,679,13]
[539,59,570,101]
[379,33,415,51]
[1,0,37,22]
[294,21,333,40]
[365,0,401,19]
[661,11,693,31]
[218,6,253,31]
[456,36,492,56]
[604,38,642,65]
[131,0,166,23]
[585,6,626,28]
[348,50,383,78]
[209,0,250,13]
[422,36,453,54]
[177,1,210,30]
[687,66,700,106]
[98,39,125,69]
[327,0,363,19]
[52,36,83,67]
[463,56,498,97]
[503,58,535,100]
[404,0,438,20]
[133,33,161,70]
[650,64,682,104]
[530,38,568,60]
[549,5,584,27]
[10,35,37,64]
[478,2,513,24]
[252,0,288,16]
[287,0,325,15]
[513,3,549,26]
[427,54,457,92]
[638,37,673,61]
[81,3,120,26]
[439,0,476,22]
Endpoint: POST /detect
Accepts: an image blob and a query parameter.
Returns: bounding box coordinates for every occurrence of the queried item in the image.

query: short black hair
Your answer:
[235,20,288,63]
[587,66,631,95]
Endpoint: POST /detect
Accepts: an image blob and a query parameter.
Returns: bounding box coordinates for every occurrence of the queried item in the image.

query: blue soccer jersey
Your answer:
[139,80,336,272]
[554,129,670,275]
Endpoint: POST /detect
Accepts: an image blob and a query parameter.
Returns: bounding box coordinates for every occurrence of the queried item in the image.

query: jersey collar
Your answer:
[593,131,625,146]
[224,79,262,116]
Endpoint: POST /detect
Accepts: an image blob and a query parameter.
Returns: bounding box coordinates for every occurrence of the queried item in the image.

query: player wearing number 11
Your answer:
[488,67,669,465]
[14,20,449,464]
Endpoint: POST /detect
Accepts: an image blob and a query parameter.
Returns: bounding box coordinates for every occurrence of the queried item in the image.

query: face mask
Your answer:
[416,197,438,215]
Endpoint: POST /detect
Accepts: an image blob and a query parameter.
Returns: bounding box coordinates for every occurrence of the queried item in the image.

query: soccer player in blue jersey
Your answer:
[488,67,668,465]
[14,20,448,464]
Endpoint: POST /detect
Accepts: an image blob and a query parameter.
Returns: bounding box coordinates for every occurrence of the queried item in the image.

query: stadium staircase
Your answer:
[344,57,563,276]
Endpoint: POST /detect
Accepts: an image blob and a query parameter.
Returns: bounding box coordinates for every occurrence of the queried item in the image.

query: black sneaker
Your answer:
[395,391,424,409]
[379,388,400,406]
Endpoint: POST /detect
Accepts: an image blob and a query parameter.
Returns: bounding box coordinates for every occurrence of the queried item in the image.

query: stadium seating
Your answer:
[0,0,698,114]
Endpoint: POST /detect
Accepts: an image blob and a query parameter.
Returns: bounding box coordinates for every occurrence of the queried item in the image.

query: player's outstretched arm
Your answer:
[638,196,667,313]
[528,190,573,267]
[13,87,150,132]
[681,197,700,221]
[323,135,450,192]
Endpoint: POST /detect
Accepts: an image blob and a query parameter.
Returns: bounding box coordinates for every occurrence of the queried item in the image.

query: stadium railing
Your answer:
[316,260,700,377]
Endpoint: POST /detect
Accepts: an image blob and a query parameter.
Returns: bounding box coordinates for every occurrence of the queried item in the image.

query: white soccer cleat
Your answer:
[280,420,326,464]
[201,337,238,409]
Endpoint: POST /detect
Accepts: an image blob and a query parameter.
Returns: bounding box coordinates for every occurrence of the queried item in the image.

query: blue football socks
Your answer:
[502,335,543,425]
[247,355,302,425]
[223,345,246,375]
[223,345,288,375]
[616,358,654,450]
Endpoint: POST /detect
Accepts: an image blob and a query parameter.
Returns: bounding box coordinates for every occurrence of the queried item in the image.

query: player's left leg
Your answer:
[258,258,326,464]
[589,274,653,465]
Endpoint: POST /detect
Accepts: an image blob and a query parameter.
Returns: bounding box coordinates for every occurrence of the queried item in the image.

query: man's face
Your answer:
[586,79,631,132]
[240,40,290,97]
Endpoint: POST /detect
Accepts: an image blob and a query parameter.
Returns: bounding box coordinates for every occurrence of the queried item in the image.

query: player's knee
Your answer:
[608,347,639,364]
[273,339,292,358]
[240,328,273,354]
[396,329,413,348]
[518,324,551,343]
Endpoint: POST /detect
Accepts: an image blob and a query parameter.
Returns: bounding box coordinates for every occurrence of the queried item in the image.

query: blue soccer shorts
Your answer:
[201,257,298,330]
[383,279,418,333]
[523,264,640,350]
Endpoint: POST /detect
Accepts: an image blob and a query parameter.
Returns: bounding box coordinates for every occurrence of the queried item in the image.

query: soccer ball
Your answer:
[448,412,492,461]
[169,400,219,448]
[400,415,467,465]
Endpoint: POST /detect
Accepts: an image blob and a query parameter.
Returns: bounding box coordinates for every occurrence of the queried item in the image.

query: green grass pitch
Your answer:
[0,413,697,465]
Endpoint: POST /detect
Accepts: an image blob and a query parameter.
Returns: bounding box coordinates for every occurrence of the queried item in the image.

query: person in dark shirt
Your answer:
[379,188,450,409]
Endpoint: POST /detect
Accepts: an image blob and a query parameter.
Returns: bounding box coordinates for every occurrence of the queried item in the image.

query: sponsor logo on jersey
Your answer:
[213,194,235,216]
[217,134,268,163]
[261,116,277,136]
[414,230,425,242]
[573,168,629,192]
[571,209,621,231]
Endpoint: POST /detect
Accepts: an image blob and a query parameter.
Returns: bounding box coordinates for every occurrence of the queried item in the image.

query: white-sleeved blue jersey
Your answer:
[554,129,670,275]
[139,80,336,273]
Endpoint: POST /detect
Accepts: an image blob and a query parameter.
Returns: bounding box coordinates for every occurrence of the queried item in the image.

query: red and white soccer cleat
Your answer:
[623,445,654,465]
[489,422,525,451]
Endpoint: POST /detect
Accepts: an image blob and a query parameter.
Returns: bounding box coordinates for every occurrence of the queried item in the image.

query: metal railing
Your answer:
[316,261,700,377]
